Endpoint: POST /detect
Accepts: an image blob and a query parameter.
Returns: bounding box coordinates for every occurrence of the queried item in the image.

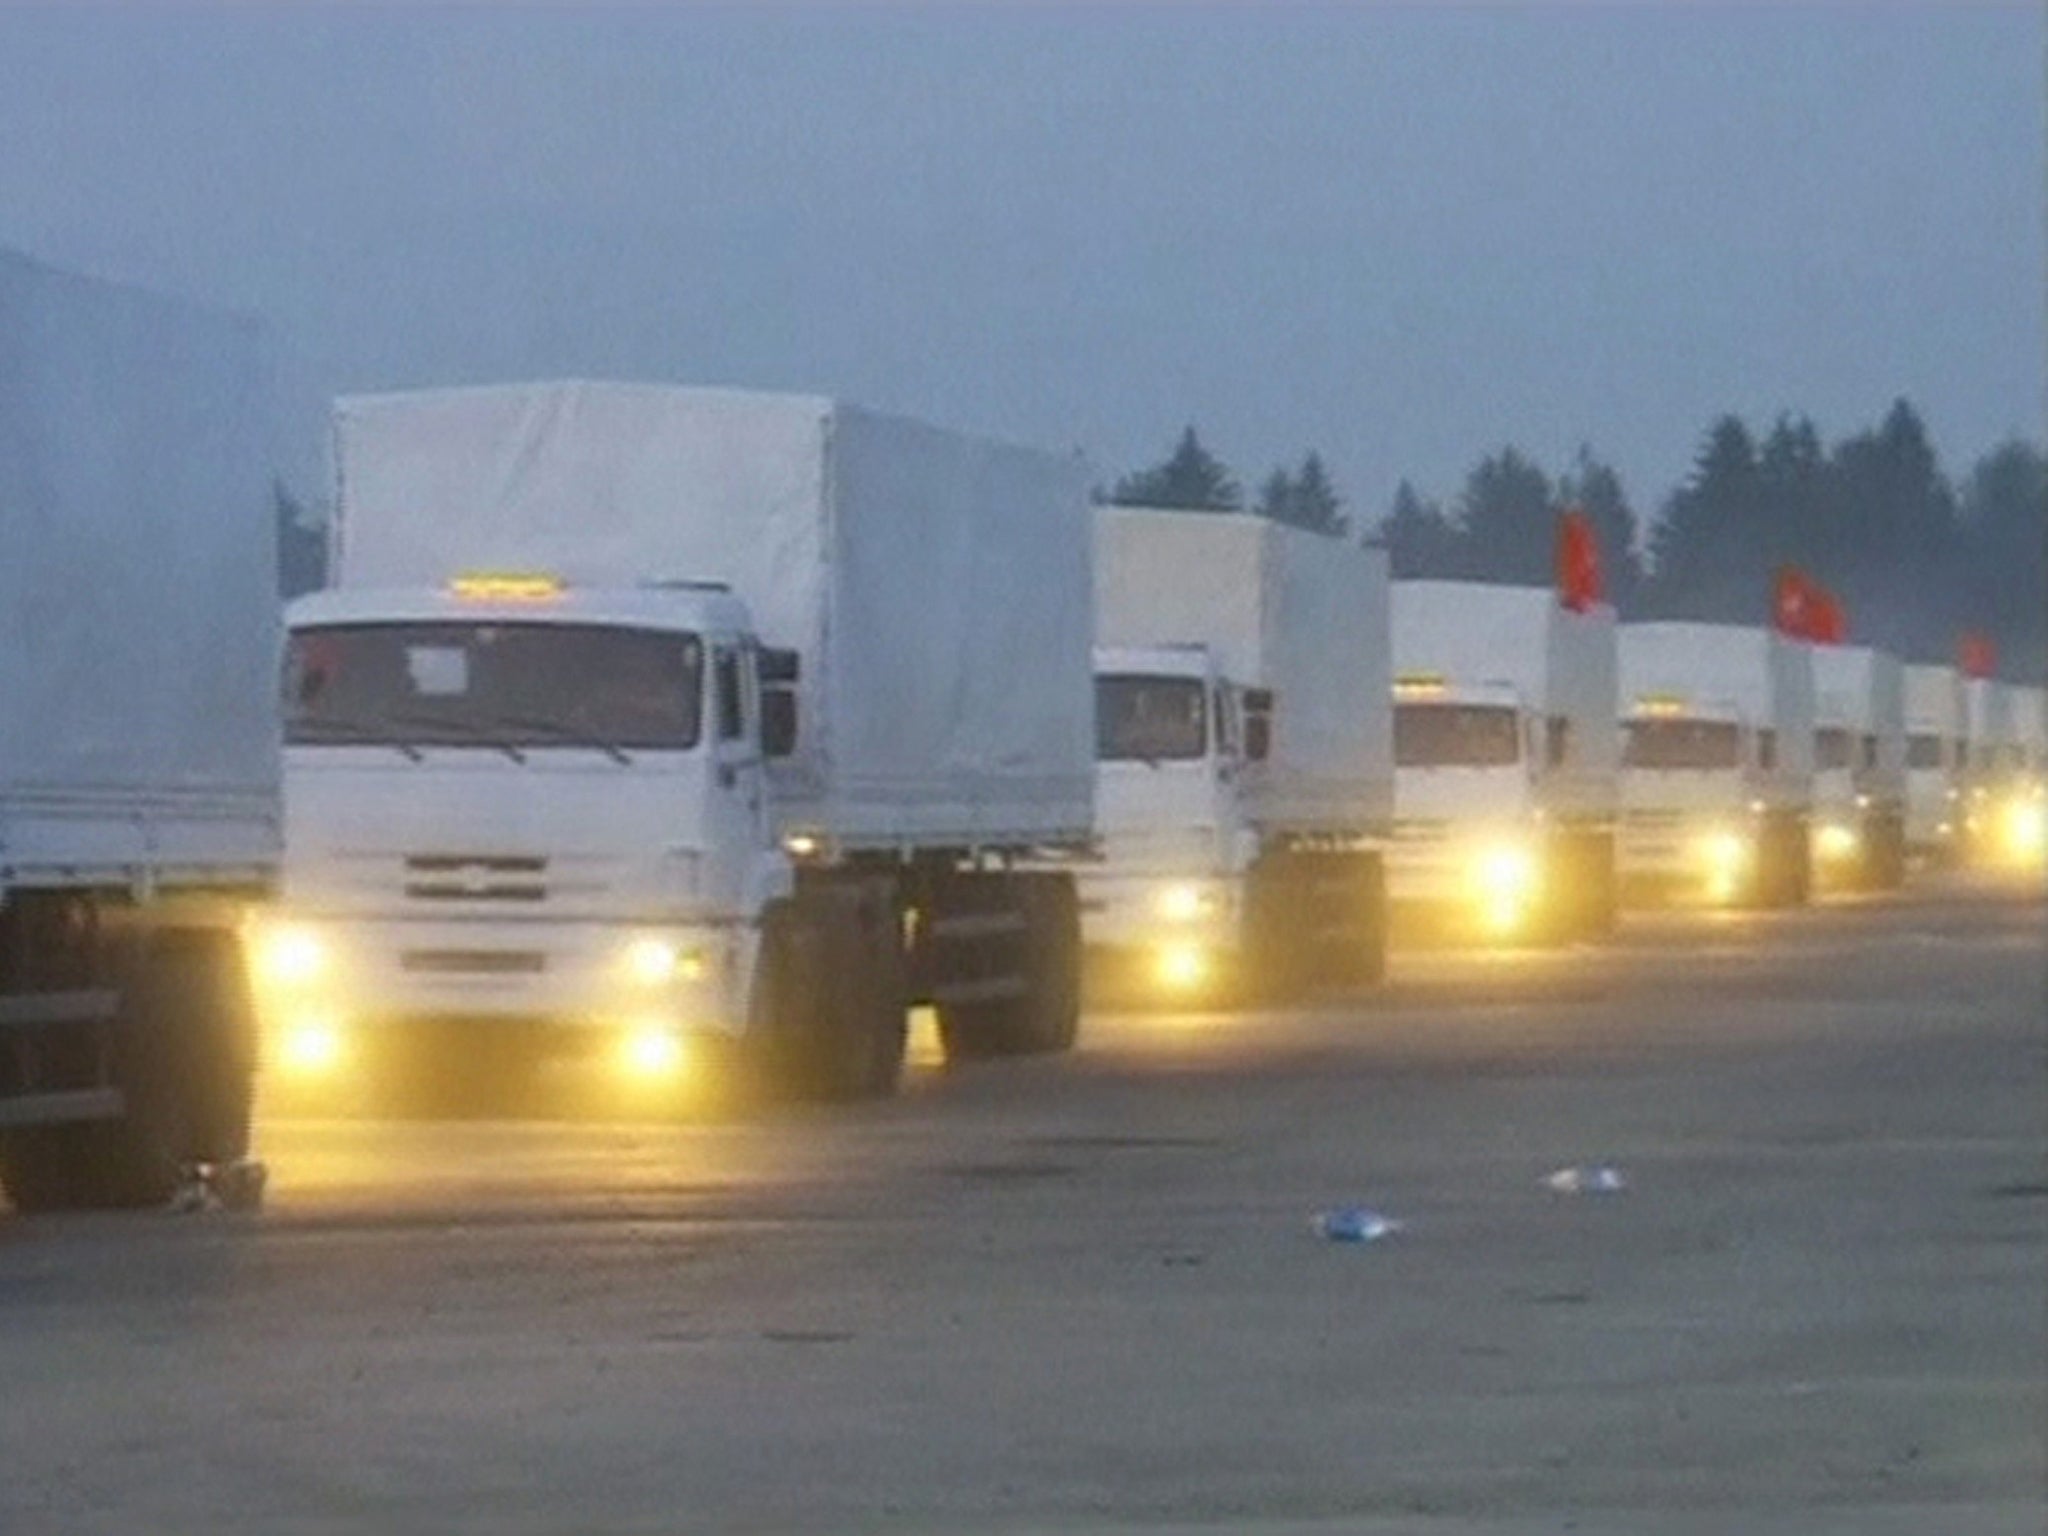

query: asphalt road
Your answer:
[2,877,2043,1536]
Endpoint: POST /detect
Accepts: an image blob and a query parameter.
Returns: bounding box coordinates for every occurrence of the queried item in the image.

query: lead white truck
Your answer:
[266,383,1094,1105]
[1902,663,1966,859]
[1962,677,2045,869]
[1387,581,1620,942]
[1808,645,1907,889]
[1616,622,1816,906]
[0,250,276,1210]
[1082,507,1391,1000]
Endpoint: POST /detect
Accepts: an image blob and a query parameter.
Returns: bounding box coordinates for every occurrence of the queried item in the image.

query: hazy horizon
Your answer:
[1,4,2039,520]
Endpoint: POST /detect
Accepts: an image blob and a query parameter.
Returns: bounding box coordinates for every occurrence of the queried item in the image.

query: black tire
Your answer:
[0,929,253,1213]
[1332,851,1388,988]
[755,883,904,1102]
[1243,850,1311,1003]
[935,874,1081,1061]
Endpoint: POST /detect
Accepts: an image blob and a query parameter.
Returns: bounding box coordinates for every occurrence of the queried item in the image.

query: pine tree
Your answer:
[1645,415,1762,620]
[1378,479,1460,578]
[1289,451,1345,536]
[1254,466,1296,524]
[1109,425,1242,511]
[1455,446,1554,584]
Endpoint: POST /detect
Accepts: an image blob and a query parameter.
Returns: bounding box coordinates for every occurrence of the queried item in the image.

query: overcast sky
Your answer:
[1,4,2039,522]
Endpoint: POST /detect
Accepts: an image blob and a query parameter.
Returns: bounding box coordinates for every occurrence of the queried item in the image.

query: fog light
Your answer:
[1154,942,1210,992]
[621,1025,687,1079]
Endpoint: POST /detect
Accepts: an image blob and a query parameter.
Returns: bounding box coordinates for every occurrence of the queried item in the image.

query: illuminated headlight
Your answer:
[782,830,827,860]
[1471,843,1539,901]
[620,936,708,989]
[1815,823,1859,862]
[1153,941,1211,992]
[1154,883,1219,924]
[276,1014,346,1076]
[2003,800,2045,860]
[619,1023,688,1080]
[1693,829,1751,876]
[255,924,328,990]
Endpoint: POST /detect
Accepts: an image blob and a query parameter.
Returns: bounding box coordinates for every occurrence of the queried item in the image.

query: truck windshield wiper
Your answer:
[386,712,528,765]
[482,714,634,766]
[289,714,424,763]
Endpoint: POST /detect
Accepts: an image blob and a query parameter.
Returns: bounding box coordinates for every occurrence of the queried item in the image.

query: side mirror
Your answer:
[759,647,800,685]
[1242,688,1274,763]
[762,691,798,759]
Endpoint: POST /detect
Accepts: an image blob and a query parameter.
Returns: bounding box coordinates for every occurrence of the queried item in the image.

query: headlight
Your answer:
[1694,829,1750,876]
[1154,883,1218,924]
[1153,941,1211,992]
[2003,800,2045,860]
[275,1014,346,1076]
[1471,843,1539,901]
[255,924,328,989]
[1815,823,1859,862]
[620,936,708,988]
[619,1023,688,1079]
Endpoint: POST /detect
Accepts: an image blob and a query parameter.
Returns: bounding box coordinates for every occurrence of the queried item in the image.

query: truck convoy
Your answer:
[267,383,1094,1105]
[1616,623,1817,906]
[1902,663,1966,860]
[0,251,277,1210]
[1082,506,1392,999]
[1808,645,1907,889]
[1387,581,1620,942]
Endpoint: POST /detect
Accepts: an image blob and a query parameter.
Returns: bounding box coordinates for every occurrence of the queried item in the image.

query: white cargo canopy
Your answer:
[0,248,279,878]
[1617,622,1816,805]
[1391,580,1620,817]
[331,382,1094,849]
[1092,506,1392,832]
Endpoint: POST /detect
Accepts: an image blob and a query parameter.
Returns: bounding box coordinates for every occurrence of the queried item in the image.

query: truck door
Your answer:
[705,640,769,909]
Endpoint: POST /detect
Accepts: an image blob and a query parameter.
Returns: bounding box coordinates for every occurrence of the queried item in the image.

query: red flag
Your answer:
[1959,631,1997,679]
[1555,508,1603,613]
[1772,565,1815,637]
[1810,586,1847,645]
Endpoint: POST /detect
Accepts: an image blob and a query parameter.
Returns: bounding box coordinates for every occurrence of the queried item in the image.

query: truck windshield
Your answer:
[1096,675,1206,762]
[1815,727,1855,771]
[1624,718,1741,770]
[1393,703,1519,768]
[285,622,703,752]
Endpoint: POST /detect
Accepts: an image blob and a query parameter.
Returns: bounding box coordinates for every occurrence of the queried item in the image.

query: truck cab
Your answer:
[266,576,794,1102]
[1617,622,1816,907]
[1388,675,1546,937]
[1083,644,1266,993]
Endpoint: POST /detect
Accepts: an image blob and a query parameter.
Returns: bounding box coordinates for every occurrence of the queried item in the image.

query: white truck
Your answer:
[1962,677,2044,869]
[1082,507,1391,1000]
[267,382,1094,1105]
[1616,623,1816,906]
[0,250,277,1210]
[1902,663,1966,859]
[1808,645,1907,888]
[1387,581,1620,942]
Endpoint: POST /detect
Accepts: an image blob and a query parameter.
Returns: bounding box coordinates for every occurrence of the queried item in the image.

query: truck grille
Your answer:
[403,855,548,903]
[400,949,547,975]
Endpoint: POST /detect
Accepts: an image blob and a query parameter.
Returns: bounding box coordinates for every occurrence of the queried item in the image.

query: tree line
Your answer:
[1100,401,2046,679]
[275,398,2045,680]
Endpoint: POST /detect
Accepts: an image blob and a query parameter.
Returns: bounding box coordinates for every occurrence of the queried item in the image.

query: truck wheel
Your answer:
[0,930,253,1212]
[934,874,1079,1060]
[757,884,903,1102]
[1243,850,1311,1002]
